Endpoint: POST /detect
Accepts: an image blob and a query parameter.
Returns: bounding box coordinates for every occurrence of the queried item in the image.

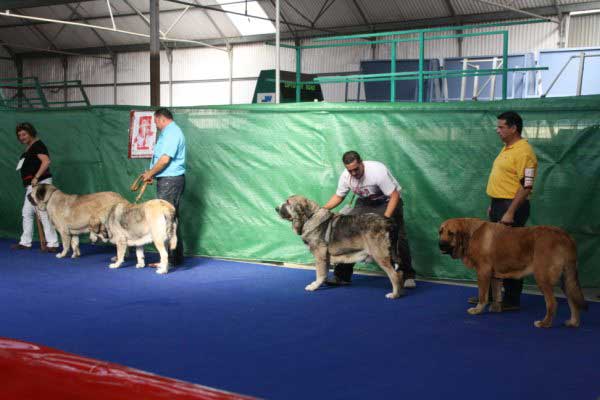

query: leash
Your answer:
[130,174,152,203]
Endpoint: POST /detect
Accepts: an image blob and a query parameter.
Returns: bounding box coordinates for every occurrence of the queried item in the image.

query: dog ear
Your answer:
[302,198,320,217]
[35,184,47,202]
[292,211,306,235]
[453,230,471,259]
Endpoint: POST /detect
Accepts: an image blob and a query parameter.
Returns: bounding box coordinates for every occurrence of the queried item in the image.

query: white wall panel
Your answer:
[84,86,115,105]
[23,57,65,82]
[568,14,600,47]
[232,79,257,104]
[302,41,371,73]
[462,21,558,56]
[118,52,149,83]
[232,42,295,77]
[68,56,114,85]
[171,47,230,81]
[0,60,16,78]
[171,81,230,106]
[118,84,149,106]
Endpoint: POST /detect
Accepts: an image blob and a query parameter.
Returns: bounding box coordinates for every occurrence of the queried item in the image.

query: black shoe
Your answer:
[326,276,351,286]
[11,244,32,250]
[41,246,59,253]
[500,302,520,312]
[468,296,495,304]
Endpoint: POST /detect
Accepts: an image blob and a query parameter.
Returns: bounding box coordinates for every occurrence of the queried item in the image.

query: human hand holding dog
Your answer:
[141,170,154,184]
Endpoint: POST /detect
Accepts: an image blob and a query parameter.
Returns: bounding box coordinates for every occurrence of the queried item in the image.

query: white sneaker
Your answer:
[403,278,416,289]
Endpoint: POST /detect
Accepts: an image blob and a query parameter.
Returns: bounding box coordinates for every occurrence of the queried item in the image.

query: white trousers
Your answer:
[19,177,59,248]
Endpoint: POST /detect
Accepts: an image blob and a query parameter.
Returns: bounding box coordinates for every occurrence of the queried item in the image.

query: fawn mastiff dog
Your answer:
[90,199,177,275]
[29,184,127,258]
[276,195,403,299]
[438,218,587,328]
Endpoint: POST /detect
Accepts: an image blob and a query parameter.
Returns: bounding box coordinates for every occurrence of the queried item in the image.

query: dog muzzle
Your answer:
[276,203,292,220]
[438,240,453,254]
[27,194,37,207]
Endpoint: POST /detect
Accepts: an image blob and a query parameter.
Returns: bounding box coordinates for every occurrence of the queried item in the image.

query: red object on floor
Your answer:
[0,337,256,400]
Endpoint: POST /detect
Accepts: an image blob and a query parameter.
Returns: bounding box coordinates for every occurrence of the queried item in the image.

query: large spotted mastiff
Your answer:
[276,195,404,299]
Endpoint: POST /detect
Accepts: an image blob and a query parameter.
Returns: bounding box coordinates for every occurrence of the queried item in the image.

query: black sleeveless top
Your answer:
[19,140,52,187]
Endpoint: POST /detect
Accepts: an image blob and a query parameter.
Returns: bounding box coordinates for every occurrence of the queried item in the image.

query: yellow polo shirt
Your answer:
[486,139,538,199]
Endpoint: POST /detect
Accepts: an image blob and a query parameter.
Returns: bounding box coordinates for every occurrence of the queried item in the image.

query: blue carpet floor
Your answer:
[1,238,598,400]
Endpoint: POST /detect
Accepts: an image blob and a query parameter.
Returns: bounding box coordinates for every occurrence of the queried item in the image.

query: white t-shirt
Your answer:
[336,160,402,200]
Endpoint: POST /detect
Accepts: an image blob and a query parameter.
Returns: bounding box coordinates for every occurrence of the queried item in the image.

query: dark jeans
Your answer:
[157,175,185,265]
[489,198,530,306]
[334,197,415,281]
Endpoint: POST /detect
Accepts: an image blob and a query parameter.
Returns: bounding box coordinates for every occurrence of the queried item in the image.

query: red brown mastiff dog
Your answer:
[438,218,587,328]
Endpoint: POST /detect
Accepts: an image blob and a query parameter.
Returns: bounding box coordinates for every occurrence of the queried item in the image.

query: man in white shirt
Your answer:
[323,151,416,288]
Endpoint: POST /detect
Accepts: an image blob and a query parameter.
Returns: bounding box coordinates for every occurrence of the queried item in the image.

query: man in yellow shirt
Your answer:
[469,111,538,311]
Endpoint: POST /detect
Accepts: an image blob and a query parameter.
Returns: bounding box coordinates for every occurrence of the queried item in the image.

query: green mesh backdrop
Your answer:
[1,96,599,286]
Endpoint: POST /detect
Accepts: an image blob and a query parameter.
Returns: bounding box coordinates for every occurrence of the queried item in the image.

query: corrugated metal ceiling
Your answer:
[0,0,598,55]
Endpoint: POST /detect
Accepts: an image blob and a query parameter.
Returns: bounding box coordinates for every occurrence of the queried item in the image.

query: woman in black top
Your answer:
[12,122,59,252]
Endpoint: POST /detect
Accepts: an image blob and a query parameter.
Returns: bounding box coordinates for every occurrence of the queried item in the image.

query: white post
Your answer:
[460,58,468,101]
[472,65,480,100]
[228,45,233,105]
[275,0,280,104]
[490,57,498,100]
[576,52,585,96]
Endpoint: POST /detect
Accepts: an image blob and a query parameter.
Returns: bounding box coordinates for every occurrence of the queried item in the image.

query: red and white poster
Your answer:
[128,111,157,159]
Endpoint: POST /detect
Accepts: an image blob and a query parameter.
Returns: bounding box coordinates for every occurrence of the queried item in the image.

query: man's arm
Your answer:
[141,155,171,182]
[323,194,345,210]
[384,189,400,218]
[500,186,531,225]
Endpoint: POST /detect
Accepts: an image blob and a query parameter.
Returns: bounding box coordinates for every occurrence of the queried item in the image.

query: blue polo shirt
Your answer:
[150,121,186,177]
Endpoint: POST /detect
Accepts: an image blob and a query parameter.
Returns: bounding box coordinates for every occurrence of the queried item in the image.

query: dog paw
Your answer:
[564,319,580,328]
[109,263,121,269]
[305,282,321,291]
[71,253,79,259]
[489,303,502,313]
[385,292,400,299]
[56,253,66,259]
[467,307,483,315]
[534,320,552,328]
[136,263,145,269]
[156,268,169,274]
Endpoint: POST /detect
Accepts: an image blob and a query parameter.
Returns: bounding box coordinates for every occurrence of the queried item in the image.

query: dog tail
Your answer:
[562,263,588,311]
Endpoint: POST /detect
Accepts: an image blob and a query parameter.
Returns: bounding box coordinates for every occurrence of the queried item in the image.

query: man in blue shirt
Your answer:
[141,108,186,267]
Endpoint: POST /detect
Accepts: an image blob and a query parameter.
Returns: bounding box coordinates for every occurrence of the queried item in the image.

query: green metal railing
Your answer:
[0,77,90,109]
[267,19,550,103]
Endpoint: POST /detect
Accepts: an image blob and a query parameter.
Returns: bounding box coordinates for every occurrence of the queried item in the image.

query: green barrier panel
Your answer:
[1,96,599,286]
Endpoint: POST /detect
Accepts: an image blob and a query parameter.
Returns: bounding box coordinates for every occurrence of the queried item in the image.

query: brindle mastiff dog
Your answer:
[29,184,128,259]
[276,195,404,299]
[90,199,177,275]
[438,218,587,328]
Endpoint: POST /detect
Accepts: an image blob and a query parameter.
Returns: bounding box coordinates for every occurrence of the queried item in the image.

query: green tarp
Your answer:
[1,96,599,286]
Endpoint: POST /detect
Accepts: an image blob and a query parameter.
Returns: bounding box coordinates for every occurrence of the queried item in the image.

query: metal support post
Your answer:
[166,47,173,106]
[576,52,585,96]
[150,0,160,107]
[295,43,301,102]
[501,31,508,100]
[228,45,233,105]
[390,42,396,102]
[275,0,280,104]
[418,31,424,103]
[112,54,118,105]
